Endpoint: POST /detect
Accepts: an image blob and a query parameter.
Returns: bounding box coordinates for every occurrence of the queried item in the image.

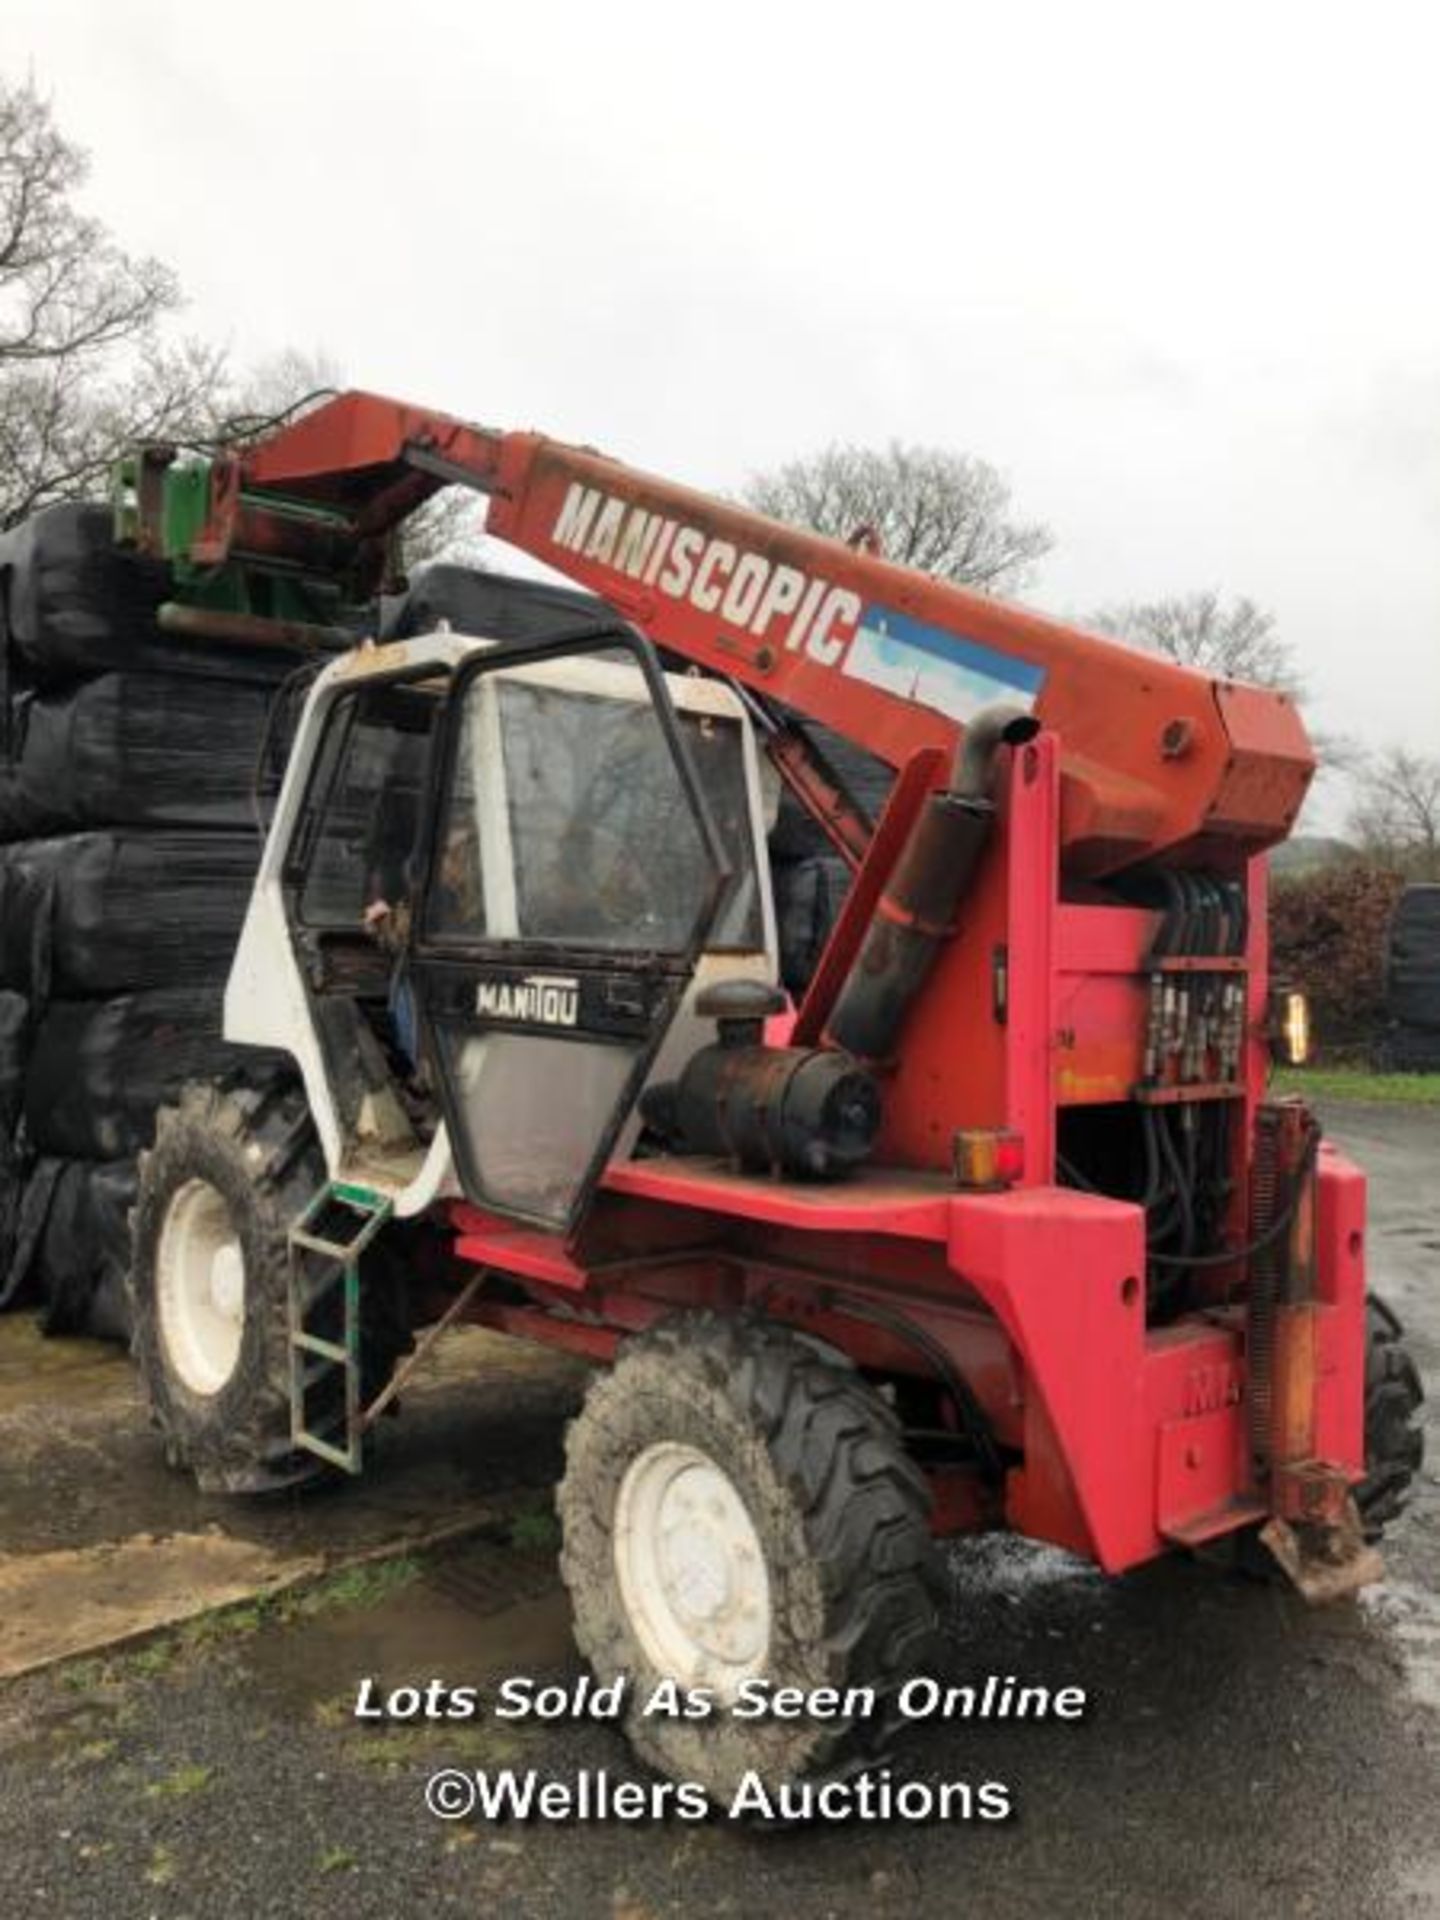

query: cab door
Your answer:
[409,629,729,1235]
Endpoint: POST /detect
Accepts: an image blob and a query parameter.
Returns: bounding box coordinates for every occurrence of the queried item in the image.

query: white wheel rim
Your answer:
[155,1178,246,1397]
[614,1441,771,1698]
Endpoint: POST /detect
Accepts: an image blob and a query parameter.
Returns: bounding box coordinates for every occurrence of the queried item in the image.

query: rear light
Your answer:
[1270,988,1311,1066]
[953,1128,1025,1191]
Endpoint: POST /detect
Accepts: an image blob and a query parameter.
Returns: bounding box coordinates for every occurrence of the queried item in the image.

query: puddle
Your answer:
[241,1534,574,1719]
[947,1532,1104,1601]
[1360,1580,1440,1713]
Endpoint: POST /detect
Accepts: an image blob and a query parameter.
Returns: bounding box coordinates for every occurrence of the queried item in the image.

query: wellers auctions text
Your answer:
[425,1764,1014,1824]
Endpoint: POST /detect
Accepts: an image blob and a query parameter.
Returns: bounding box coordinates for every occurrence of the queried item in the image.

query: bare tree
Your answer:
[742,441,1052,593]
[211,345,341,443]
[1089,591,1301,695]
[0,74,492,576]
[395,485,492,575]
[0,76,227,529]
[1349,745,1440,879]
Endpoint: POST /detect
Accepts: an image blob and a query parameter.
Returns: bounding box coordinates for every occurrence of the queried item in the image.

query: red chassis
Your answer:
[438,734,1365,1577]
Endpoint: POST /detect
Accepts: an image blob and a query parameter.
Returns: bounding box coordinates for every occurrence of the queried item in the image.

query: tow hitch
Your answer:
[1259,1493,1383,1604]
[1248,1104,1381,1603]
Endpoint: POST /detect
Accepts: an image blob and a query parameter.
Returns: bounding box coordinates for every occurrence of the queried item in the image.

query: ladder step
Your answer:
[291,1331,350,1365]
[286,1180,393,1481]
[289,1226,372,1263]
[294,1430,360,1472]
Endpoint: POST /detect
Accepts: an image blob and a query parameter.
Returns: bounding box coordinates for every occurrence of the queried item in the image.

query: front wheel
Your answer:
[129,1077,408,1493]
[557,1313,943,1801]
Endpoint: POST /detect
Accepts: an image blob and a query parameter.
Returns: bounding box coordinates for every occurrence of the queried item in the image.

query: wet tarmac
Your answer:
[0,1099,1435,1917]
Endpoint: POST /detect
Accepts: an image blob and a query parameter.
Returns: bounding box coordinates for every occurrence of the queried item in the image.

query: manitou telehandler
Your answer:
[113,393,1423,1798]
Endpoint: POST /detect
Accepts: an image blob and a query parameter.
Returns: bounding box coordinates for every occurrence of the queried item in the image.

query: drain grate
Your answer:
[420,1535,558,1618]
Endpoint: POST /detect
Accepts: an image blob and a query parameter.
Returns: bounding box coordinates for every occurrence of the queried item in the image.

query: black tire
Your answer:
[1357,1294,1425,1538]
[129,1077,408,1493]
[558,1312,943,1802]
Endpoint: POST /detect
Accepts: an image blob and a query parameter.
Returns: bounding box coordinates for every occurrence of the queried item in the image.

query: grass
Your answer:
[345,1718,529,1773]
[145,1762,214,1800]
[1272,1066,1440,1105]
[507,1499,560,1553]
[145,1843,177,1888]
[287,1555,422,1618]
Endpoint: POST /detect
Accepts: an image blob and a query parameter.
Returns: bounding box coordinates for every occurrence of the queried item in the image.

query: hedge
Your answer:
[1269,863,1405,1051]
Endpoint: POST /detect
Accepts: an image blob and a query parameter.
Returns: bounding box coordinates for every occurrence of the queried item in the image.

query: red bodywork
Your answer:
[147,391,1368,1576]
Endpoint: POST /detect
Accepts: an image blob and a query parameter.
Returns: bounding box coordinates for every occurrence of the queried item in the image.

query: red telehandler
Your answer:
[113,392,1423,1797]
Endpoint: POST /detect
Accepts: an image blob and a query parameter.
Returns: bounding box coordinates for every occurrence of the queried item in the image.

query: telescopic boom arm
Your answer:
[120,389,1314,875]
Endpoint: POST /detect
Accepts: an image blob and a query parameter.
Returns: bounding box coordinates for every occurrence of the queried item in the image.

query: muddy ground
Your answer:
[0,1099,1435,1918]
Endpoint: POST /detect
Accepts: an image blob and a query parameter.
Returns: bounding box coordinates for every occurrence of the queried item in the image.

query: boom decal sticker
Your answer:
[545,483,1046,722]
[843,605,1045,723]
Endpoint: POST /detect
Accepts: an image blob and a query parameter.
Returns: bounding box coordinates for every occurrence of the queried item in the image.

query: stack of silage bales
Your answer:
[0,504,302,1339]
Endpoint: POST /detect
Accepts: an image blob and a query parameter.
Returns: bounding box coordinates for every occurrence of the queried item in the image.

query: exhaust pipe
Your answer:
[823,703,1040,1064]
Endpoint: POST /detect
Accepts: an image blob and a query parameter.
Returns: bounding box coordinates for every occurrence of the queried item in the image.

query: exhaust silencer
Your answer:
[823,703,1040,1064]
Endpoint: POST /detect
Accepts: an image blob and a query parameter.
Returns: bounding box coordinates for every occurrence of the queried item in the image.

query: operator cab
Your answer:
[226,627,777,1229]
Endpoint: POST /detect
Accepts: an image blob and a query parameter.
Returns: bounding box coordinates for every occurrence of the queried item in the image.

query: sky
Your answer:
[10,0,1439,830]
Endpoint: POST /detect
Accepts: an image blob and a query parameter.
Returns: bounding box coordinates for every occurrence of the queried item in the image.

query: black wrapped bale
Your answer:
[9,672,281,833]
[0,775,54,844]
[0,502,314,686]
[4,1158,135,1340]
[1385,885,1440,1034]
[0,830,259,998]
[0,647,42,841]
[380,561,606,642]
[0,1153,18,1295]
[0,989,28,1132]
[773,854,851,995]
[0,853,54,995]
[0,992,30,1294]
[1374,1022,1440,1073]
[768,718,895,863]
[23,988,283,1161]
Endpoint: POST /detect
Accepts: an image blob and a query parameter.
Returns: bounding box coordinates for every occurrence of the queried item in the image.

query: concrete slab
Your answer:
[0,1315,587,1671]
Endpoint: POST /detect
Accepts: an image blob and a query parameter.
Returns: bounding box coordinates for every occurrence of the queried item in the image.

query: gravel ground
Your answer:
[0,1099,1435,1919]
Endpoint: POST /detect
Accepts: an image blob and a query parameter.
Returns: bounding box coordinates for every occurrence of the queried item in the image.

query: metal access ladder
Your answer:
[287,1181,394,1475]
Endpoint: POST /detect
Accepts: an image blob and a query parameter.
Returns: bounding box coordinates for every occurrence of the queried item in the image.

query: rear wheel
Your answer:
[558,1313,943,1802]
[130,1078,409,1493]
[1357,1293,1425,1538]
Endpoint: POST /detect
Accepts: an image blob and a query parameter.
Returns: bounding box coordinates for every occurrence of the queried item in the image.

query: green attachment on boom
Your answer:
[110,444,361,629]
